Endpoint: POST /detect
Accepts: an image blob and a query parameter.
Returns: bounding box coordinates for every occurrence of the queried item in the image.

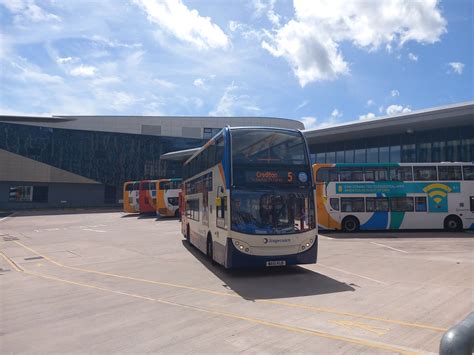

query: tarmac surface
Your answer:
[1,210,473,354]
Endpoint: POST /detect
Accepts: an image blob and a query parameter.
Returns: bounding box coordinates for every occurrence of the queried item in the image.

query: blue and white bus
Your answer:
[181,127,318,268]
[313,162,474,232]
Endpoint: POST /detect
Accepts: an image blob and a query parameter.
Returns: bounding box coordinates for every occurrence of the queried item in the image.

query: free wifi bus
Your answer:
[181,127,317,269]
[313,162,474,232]
[138,180,158,214]
[123,181,140,213]
[156,178,182,218]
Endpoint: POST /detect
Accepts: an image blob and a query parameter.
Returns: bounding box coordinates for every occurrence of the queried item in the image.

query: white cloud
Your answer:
[390,89,400,97]
[133,0,229,50]
[366,99,375,107]
[56,56,73,64]
[296,100,309,111]
[209,82,260,116]
[359,112,376,121]
[1,0,61,23]
[386,104,411,116]
[10,58,63,84]
[91,76,121,86]
[70,65,98,77]
[299,116,317,129]
[152,78,176,89]
[408,52,418,61]
[331,108,342,118]
[95,90,140,111]
[193,78,205,88]
[449,62,465,75]
[252,0,280,27]
[262,0,446,86]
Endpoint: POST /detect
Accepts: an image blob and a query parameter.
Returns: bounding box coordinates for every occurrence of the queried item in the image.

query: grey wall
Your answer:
[0,182,110,210]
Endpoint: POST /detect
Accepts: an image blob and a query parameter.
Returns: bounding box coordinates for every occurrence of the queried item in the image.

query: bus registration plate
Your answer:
[266,260,286,267]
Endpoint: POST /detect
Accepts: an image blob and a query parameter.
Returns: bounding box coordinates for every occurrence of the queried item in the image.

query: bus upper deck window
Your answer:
[414,166,437,181]
[365,168,389,181]
[438,166,462,180]
[390,167,413,181]
[316,168,338,182]
[340,168,363,181]
[463,166,474,180]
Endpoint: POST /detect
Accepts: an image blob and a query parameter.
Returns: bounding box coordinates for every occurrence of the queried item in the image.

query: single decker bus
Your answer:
[123,181,140,213]
[313,162,474,232]
[181,127,318,268]
[156,178,182,218]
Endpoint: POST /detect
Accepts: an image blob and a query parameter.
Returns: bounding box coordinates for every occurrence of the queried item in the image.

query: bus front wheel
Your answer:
[342,216,359,233]
[444,215,463,232]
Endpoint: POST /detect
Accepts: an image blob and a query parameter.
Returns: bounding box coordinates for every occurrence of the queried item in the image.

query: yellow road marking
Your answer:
[331,320,390,336]
[11,240,447,332]
[20,268,416,354]
[0,250,23,272]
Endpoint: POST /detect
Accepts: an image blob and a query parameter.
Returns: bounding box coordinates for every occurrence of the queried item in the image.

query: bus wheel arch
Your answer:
[444,215,463,231]
[342,216,360,233]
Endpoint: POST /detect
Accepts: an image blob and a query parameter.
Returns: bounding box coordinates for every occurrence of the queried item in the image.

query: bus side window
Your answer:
[470,197,474,212]
[329,198,339,211]
[463,166,474,180]
[415,197,427,212]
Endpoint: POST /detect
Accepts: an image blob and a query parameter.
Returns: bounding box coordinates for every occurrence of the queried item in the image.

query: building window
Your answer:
[203,127,221,139]
[336,150,345,163]
[379,146,390,163]
[401,135,416,162]
[390,145,401,163]
[316,152,325,163]
[345,149,354,163]
[326,151,336,163]
[9,186,48,202]
[367,147,378,163]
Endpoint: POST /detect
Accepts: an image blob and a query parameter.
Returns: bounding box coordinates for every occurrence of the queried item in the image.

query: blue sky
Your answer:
[0,0,472,129]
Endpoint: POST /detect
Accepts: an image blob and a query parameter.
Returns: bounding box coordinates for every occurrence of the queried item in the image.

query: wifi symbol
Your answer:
[423,183,452,204]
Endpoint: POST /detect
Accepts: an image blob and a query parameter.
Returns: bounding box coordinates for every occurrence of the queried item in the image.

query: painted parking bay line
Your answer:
[370,242,408,254]
[17,266,417,354]
[11,240,447,333]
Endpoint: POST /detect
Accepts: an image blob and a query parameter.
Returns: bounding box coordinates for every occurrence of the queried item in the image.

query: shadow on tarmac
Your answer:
[322,229,473,239]
[182,240,355,300]
[6,208,122,217]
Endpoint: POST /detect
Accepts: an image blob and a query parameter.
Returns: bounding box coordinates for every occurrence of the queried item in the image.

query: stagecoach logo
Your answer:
[263,237,291,244]
[298,172,308,183]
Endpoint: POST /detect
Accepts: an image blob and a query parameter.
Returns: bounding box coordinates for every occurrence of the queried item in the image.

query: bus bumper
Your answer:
[225,236,318,269]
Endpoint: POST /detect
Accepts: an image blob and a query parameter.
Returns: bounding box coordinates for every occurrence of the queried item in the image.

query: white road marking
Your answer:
[370,242,408,254]
[45,228,60,231]
[318,263,388,285]
[81,228,106,233]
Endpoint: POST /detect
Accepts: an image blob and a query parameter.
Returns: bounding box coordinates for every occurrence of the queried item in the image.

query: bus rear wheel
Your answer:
[444,215,463,232]
[342,216,359,233]
[186,224,191,243]
[206,234,215,264]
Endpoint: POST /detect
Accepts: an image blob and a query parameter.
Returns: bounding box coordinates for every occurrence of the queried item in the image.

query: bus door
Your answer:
[216,187,228,230]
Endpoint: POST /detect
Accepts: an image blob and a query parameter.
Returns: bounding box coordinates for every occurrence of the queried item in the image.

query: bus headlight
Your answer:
[232,239,250,254]
[300,239,315,251]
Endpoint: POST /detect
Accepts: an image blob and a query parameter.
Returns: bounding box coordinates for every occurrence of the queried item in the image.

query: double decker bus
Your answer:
[156,178,182,218]
[138,180,158,213]
[123,181,140,213]
[313,162,474,232]
[181,127,317,269]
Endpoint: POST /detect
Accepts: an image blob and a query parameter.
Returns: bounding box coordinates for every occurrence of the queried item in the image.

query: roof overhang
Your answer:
[304,102,474,145]
[160,147,201,162]
[0,115,76,123]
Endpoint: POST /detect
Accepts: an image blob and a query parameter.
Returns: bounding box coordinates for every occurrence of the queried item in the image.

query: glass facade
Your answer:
[310,125,474,164]
[0,122,205,194]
